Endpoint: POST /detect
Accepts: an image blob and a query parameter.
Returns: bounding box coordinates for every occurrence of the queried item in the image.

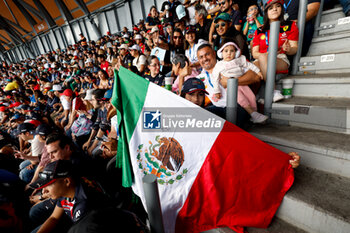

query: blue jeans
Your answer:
[19,160,37,183]
[29,198,57,230]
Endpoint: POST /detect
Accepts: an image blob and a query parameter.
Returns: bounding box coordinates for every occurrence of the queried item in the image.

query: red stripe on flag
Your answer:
[176,122,294,233]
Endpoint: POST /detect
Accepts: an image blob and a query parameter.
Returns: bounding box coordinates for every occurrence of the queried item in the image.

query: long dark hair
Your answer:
[262,3,286,31]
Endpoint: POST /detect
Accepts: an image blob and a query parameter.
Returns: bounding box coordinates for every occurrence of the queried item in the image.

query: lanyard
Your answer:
[265,31,269,51]
[283,0,292,10]
[205,71,213,88]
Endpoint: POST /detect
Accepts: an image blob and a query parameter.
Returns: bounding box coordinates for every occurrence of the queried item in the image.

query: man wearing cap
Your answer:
[180,78,209,107]
[196,43,260,128]
[118,44,134,70]
[14,123,40,183]
[129,44,147,75]
[30,159,112,232]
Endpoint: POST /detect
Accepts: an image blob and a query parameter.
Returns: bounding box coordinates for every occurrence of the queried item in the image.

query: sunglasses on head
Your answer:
[215,22,227,28]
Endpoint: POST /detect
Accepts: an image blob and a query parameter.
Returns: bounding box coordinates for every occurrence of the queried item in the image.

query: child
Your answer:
[212,41,268,123]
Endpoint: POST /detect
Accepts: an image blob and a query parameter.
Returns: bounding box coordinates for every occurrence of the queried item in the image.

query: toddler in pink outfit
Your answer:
[212,42,268,123]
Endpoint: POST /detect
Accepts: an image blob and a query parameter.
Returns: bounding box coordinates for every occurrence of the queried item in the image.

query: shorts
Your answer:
[277,53,290,67]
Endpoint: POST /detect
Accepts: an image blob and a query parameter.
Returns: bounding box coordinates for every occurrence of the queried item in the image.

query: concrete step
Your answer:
[321,6,345,23]
[318,16,350,36]
[278,165,350,233]
[308,32,350,56]
[269,96,350,134]
[202,218,306,233]
[277,73,350,98]
[248,124,350,178]
[299,52,350,74]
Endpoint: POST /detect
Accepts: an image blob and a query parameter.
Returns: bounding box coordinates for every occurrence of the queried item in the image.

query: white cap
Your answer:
[85,58,92,64]
[129,44,141,51]
[52,84,62,91]
[118,44,129,50]
[122,34,130,39]
[84,89,95,101]
[150,27,159,34]
[176,5,186,20]
[44,63,50,69]
[134,34,142,40]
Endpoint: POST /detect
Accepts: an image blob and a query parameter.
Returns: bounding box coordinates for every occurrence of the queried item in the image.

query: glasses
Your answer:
[173,36,181,39]
[217,1,226,6]
[215,22,227,28]
[248,7,258,12]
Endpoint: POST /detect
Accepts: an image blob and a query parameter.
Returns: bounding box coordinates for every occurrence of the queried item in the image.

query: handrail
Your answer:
[264,21,280,117]
[313,0,325,38]
[291,0,309,75]
[142,174,165,233]
[226,78,238,124]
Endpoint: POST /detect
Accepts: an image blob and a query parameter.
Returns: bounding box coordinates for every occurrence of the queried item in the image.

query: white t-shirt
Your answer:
[31,136,45,157]
[133,54,147,72]
[60,96,71,110]
[185,43,200,65]
[198,69,227,108]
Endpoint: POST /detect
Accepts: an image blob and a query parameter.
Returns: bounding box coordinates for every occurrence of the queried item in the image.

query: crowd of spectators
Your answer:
[0,0,320,232]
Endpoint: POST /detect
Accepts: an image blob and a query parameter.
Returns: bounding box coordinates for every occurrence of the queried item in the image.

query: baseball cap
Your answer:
[0,106,6,112]
[35,124,52,136]
[101,89,113,101]
[61,89,73,97]
[176,5,186,20]
[84,89,95,101]
[150,27,159,34]
[30,160,73,189]
[264,0,284,9]
[17,123,36,134]
[52,84,63,91]
[214,12,231,23]
[134,34,142,40]
[181,78,208,95]
[118,44,129,50]
[122,34,130,39]
[185,25,196,34]
[129,44,141,51]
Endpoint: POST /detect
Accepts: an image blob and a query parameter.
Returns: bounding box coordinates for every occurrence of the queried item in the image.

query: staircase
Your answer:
[246,5,350,233]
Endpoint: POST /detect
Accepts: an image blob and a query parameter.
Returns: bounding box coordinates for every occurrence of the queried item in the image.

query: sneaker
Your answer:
[250,112,269,124]
[273,90,284,102]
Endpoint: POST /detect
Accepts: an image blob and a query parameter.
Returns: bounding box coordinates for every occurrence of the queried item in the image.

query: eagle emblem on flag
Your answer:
[136,136,188,185]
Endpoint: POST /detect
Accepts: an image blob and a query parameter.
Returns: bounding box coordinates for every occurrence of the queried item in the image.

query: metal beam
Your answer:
[4,18,31,34]
[17,0,44,21]
[32,0,56,28]
[74,0,101,38]
[13,0,38,28]
[3,0,19,25]
[54,0,74,22]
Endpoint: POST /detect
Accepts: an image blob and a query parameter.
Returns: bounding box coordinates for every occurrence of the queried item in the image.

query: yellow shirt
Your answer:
[4,81,19,91]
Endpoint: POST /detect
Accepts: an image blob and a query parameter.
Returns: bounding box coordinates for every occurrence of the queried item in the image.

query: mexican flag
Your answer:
[111,67,294,233]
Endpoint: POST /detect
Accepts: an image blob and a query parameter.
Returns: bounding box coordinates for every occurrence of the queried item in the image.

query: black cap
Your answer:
[17,123,35,134]
[35,124,52,136]
[181,78,209,95]
[30,160,73,189]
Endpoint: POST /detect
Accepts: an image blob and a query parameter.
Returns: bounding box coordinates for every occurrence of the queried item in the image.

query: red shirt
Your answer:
[252,21,299,54]
[100,61,109,72]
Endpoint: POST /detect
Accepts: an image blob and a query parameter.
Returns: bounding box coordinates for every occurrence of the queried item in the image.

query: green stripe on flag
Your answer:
[111,67,149,187]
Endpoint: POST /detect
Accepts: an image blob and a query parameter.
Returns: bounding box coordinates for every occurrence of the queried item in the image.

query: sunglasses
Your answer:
[217,1,226,6]
[215,22,227,28]
[173,36,181,39]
